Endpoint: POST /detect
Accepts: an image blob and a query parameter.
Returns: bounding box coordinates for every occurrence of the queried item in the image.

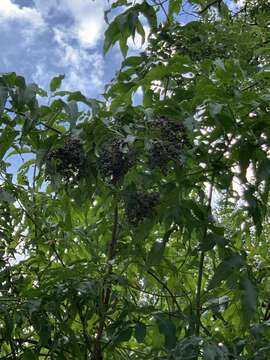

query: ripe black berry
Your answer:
[148,116,189,173]
[46,137,85,184]
[97,138,135,184]
[124,191,160,226]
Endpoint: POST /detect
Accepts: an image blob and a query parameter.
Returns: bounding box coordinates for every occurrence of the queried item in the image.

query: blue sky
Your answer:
[0,0,244,99]
[0,0,136,98]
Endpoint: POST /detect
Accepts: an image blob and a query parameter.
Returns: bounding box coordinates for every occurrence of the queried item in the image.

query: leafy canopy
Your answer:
[0,0,270,359]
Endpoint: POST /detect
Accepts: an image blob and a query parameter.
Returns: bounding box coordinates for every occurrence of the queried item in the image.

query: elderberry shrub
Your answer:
[149,116,189,174]
[46,137,85,184]
[124,191,160,226]
[97,138,135,185]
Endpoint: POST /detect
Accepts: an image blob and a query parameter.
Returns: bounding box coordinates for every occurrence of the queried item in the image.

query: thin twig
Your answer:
[147,269,182,314]
[151,0,169,21]
[4,107,62,135]
[199,0,221,14]
[241,81,261,92]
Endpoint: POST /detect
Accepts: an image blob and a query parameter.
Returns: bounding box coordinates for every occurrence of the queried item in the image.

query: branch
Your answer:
[93,199,119,360]
[4,107,62,135]
[151,0,169,21]
[241,81,261,92]
[199,0,221,14]
[147,269,182,314]
[39,121,62,134]
[195,175,214,336]
[128,282,184,298]
[77,306,92,359]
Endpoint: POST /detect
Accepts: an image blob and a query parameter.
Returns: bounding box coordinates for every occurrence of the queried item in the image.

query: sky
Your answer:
[0,0,142,98]
[0,0,244,100]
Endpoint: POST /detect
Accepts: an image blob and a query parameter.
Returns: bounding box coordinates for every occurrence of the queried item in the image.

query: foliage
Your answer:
[0,0,270,359]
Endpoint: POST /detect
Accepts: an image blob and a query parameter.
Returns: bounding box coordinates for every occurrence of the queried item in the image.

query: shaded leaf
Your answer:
[240,275,257,325]
[147,241,165,266]
[134,322,146,343]
[156,314,176,349]
[50,74,65,92]
[208,254,245,290]
[0,127,17,160]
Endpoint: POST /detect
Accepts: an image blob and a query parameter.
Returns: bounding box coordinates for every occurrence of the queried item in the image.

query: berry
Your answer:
[124,191,160,226]
[46,137,85,184]
[97,138,135,184]
[149,141,170,175]
[148,116,189,173]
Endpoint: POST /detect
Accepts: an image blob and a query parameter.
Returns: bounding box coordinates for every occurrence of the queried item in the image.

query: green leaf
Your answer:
[114,327,133,345]
[136,20,146,45]
[15,75,26,89]
[122,56,142,67]
[0,190,15,203]
[22,349,37,360]
[168,0,182,19]
[208,254,245,290]
[120,36,129,57]
[0,127,17,160]
[138,1,157,30]
[134,322,146,343]
[21,115,35,139]
[200,233,227,251]
[174,336,201,359]
[112,0,129,8]
[244,189,263,236]
[104,1,156,55]
[240,275,257,325]
[147,241,165,266]
[127,9,139,37]
[0,85,8,114]
[156,314,176,349]
[104,20,120,54]
[50,74,65,92]
[203,343,228,360]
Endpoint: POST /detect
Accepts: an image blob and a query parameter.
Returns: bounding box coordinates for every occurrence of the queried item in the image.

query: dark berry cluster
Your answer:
[97,138,135,184]
[124,191,160,226]
[46,138,85,183]
[149,116,189,174]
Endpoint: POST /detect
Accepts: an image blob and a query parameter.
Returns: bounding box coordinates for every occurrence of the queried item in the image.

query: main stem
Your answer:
[195,180,214,336]
[93,199,119,360]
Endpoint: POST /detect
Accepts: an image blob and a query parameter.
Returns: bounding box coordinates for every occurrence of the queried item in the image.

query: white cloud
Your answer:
[0,0,108,98]
[31,0,59,16]
[0,0,46,44]
[0,0,46,30]
[228,0,246,12]
[52,27,104,94]
[67,0,104,49]
[34,0,106,49]
[32,63,48,88]
[236,0,246,6]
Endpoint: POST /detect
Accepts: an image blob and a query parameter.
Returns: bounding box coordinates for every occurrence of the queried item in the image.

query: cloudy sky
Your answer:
[0,0,244,99]
[0,0,131,98]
